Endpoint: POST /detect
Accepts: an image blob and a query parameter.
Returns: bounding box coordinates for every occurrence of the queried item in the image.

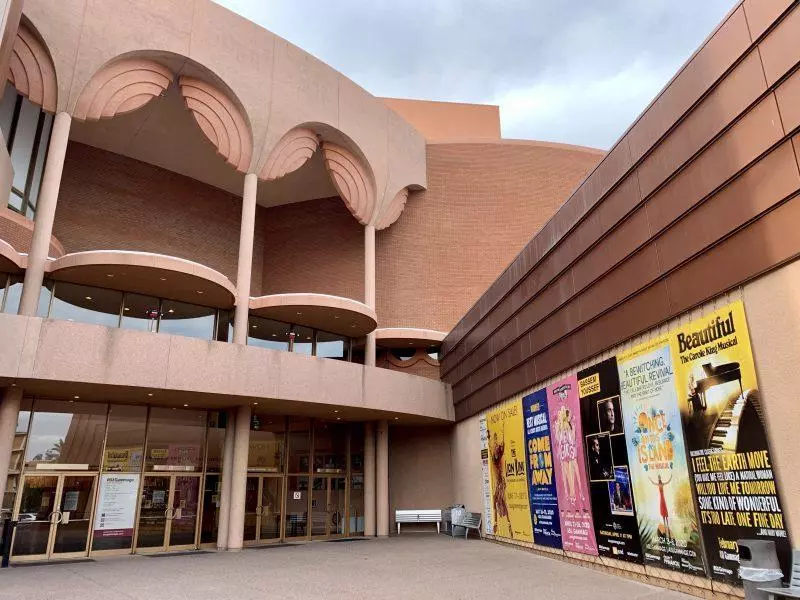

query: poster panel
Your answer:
[670,300,790,584]
[547,375,598,555]
[523,389,562,548]
[93,473,140,538]
[618,337,706,574]
[480,415,494,535]
[486,398,533,542]
[578,357,644,563]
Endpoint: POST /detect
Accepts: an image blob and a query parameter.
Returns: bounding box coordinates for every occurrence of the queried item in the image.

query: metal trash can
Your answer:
[738,539,783,600]
[442,504,464,535]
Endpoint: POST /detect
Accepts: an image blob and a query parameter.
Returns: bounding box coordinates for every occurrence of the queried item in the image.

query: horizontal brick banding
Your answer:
[442,1,800,421]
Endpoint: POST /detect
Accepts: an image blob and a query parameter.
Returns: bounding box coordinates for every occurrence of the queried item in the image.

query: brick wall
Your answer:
[376,142,602,333]
[258,196,364,299]
[54,142,263,288]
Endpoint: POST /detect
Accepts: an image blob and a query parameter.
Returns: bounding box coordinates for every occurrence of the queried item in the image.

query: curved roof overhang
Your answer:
[46,251,236,309]
[375,328,447,348]
[249,293,377,337]
[0,239,24,273]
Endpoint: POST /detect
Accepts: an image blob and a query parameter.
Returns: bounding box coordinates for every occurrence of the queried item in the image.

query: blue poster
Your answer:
[523,389,562,548]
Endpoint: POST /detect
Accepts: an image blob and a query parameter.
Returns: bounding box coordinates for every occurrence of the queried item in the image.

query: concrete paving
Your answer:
[0,536,692,600]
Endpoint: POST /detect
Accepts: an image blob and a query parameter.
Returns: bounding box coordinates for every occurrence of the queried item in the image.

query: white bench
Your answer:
[395,509,441,534]
[760,550,800,599]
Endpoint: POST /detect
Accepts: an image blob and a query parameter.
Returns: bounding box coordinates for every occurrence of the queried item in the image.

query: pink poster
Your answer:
[547,375,598,555]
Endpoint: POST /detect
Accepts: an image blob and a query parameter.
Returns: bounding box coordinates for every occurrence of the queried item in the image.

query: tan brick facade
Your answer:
[377,142,602,333]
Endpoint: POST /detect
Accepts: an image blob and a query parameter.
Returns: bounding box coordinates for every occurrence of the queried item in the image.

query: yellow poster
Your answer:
[669,299,789,584]
[486,398,533,542]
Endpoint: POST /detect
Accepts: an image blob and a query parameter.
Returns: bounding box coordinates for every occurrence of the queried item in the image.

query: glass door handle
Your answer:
[61,511,71,525]
[173,507,182,520]
[164,507,174,519]
[50,511,63,524]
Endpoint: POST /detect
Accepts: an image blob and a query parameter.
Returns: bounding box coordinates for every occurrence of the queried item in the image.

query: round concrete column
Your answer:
[226,404,251,550]
[216,408,236,550]
[376,419,389,537]
[364,224,376,367]
[18,112,71,316]
[363,422,376,536]
[0,387,22,506]
[232,173,258,345]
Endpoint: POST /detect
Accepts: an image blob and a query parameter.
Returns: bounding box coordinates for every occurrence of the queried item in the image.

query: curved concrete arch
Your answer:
[179,76,253,173]
[46,250,237,309]
[374,187,410,230]
[72,58,173,121]
[7,21,57,113]
[375,328,447,348]
[322,141,377,226]
[259,127,319,181]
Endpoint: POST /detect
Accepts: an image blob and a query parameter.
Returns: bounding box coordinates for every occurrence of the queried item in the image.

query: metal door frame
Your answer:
[134,473,202,554]
[10,472,98,563]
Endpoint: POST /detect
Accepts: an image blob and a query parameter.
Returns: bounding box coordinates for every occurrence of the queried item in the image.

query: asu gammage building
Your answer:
[0,0,798,597]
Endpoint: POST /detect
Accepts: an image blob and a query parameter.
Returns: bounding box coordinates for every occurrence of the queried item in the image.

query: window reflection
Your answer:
[316,330,349,360]
[121,293,160,332]
[103,405,147,472]
[158,300,216,341]
[48,282,122,327]
[287,419,310,474]
[426,346,442,361]
[145,408,205,472]
[291,325,314,355]
[249,416,285,473]
[313,422,346,473]
[25,400,107,470]
[247,316,290,351]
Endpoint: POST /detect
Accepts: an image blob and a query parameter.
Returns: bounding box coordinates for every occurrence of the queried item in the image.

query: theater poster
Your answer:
[547,375,598,555]
[486,398,533,542]
[670,300,790,585]
[578,357,643,563]
[479,415,494,535]
[523,389,562,548]
[618,337,706,575]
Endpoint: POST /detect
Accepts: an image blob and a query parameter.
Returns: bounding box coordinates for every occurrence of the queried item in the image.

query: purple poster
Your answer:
[547,375,598,555]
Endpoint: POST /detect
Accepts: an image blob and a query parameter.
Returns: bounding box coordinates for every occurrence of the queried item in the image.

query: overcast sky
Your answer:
[214,0,738,150]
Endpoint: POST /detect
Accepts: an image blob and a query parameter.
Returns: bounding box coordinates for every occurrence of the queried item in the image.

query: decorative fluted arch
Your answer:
[7,24,57,113]
[260,128,319,181]
[374,187,410,230]
[179,76,252,173]
[72,58,173,121]
[322,142,376,226]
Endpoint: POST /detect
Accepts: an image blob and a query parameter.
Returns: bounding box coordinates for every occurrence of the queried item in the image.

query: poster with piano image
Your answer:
[522,388,562,548]
[578,357,644,563]
[670,300,790,585]
[618,337,706,575]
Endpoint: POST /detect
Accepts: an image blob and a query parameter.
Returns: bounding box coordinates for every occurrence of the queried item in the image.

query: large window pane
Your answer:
[145,408,205,472]
[48,281,122,327]
[215,309,232,342]
[350,425,364,473]
[35,280,53,318]
[158,300,215,340]
[25,399,107,470]
[205,411,227,473]
[313,421,346,474]
[2,275,22,314]
[316,330,348,360]
[103,404,147,472]
[247,316,290,351]
[285,475,308,538]
[27,112,52,212]
[2,398,31,522]
[249,416,285,473]
[0,84,17,141]
[10,98,38,192]
[287,419,310,474]
[291,325,314,355]
[121,293,160,332]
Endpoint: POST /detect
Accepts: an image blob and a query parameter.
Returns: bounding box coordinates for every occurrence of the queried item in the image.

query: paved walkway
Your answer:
[0,536,691,600]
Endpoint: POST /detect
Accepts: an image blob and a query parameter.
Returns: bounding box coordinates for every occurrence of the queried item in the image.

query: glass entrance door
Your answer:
[11,473,97,562]
[311,476,346,539]
[244,475,283,545]
[136,475,200,553]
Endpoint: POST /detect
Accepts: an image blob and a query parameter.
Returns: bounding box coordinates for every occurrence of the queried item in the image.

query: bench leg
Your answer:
[437,523,440,535]
[397,522,401,535]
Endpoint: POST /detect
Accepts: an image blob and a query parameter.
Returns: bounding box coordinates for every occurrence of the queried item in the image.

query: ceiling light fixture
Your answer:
[196,290,203,294]
[85,296,92,301]
[168,309,175,314]
[183,403,189,407]
[73,395,80,399]
[147,393,154,397]
[160,277,166,282]
[106,274,114,278]
[333,409,339,413]
[124,307,130,311]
